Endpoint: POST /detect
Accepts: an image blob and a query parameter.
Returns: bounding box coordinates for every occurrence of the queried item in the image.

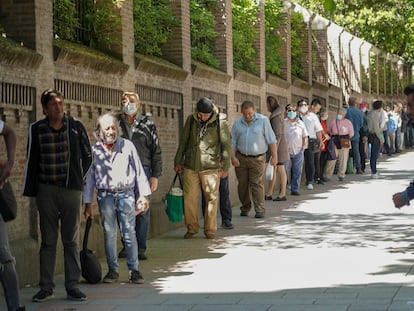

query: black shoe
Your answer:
[118,247,127,258]
[32,289,54,302]
[291,191,300,196]
[356,169,363,174]
[273,196,287,201]
[265,195,273,200]
[17,307,26,311]
[314,179,324,185]
[240,211,248,216]
[103,269,119,283]
[184,231,194,239]
[321,177,330,182]
[67,288,87,301]
[129,270,145,284]
[138,253,148,260]
[254,212,265,218]
[221,222,234,229]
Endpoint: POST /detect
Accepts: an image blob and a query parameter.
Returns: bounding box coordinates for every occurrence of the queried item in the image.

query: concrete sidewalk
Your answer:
[13,150,414,310]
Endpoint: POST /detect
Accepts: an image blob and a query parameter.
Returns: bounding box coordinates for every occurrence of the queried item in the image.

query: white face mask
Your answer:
[321,115,328,121]
[299,106,308,113]
[361,107,367,113]
[123,100,138,115]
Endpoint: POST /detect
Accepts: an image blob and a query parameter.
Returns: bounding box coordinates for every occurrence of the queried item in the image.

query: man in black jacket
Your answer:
[117,91,162,260]
[23,89,92,302]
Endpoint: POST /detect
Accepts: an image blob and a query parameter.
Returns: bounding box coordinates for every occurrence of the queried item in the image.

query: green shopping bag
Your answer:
[164,173,184,222]
[346,154,354,174]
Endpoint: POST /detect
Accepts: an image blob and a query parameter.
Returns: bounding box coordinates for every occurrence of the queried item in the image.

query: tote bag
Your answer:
[165,173,184,222]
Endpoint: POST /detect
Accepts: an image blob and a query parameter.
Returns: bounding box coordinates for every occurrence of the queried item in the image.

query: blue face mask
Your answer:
[123,100,138,115]
[336,114,343,120]
[287,111,296,119]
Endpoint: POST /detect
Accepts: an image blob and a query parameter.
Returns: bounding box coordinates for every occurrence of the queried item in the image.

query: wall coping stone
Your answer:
[191,60,231,83]
[53,40,129,75]
[266,73,291,89]
[135,53,188,81]
[312,80,329,91]
[0,37,43,69]
[234,69,264,86]
[292,76,311,89]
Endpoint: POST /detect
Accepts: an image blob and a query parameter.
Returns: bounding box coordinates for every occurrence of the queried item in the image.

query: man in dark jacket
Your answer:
[117,92,162,260]
[23,89,92,302]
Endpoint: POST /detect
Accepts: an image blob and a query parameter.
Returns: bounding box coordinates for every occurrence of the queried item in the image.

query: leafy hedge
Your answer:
[190,0,220,69]
[265,0,284,76]
[232,0,259,74]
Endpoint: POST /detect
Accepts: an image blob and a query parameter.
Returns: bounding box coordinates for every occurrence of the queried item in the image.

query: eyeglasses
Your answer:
[287,109,295,112]
[298,104,308,107]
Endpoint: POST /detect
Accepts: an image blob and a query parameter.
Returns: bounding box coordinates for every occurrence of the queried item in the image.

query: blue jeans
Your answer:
[0,215,21,310]
[351,139,361,170]
[98,190,138,271]
[370,136,381,174]
[285,151,304,192]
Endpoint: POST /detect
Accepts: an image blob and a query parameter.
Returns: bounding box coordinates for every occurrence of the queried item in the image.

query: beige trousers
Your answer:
[183,168,219,236]
[324,147,350,179]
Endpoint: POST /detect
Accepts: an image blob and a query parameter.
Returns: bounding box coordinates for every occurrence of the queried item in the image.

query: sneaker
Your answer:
[32,289,54,302]
[118,247,127,258]
[254,212,265,218]
[129,270,145,284]
[338,176,344,181]
[314,179,324,185]
[138,253,148,260]
[321,177,330,182]
[103,269,119,283]
[307,184,314,190]
[184,232,194,239]
[371,173,379,179]
[221,222,234,229]
[240,211,248,216]
[67,288,87,301]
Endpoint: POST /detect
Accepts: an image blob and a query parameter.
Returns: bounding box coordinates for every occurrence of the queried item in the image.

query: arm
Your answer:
[268,143,278,166]
[77,120,93,178]
[174,115,192,172]
[149,122,162,192]
[0,123,16,187]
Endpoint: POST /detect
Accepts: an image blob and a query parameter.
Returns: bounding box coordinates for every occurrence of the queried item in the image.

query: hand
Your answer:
[136,196,149,215]
[84,203,93,219]
[362,136,368,143]
[231,156,240,167]
[219,170,228,178]
[0,161,13,188]
[149,177,158,192]
[269,156,278,167]
[393,192,408,209]
[174,164,183,173]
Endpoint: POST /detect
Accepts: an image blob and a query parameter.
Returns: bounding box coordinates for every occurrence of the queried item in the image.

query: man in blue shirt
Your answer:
[345,97,364,174]
[231,100,277,218]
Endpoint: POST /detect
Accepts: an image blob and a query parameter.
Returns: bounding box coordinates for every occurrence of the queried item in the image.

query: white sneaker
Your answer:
[371,173,379,179]
[307,184,314,190]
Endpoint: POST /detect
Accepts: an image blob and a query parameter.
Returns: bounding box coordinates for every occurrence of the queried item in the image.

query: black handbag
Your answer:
[80,217,102,283]
[0,181,17,222]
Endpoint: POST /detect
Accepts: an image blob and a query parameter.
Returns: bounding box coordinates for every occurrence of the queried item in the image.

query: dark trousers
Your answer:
[304,149,316,185]
[202,175,232,225]
[314,151,321,181]
[359,138,367,172]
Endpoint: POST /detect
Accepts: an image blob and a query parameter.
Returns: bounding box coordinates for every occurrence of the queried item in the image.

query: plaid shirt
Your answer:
[37,119,69,185]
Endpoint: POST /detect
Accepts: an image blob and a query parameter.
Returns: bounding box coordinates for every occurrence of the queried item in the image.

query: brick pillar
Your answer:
[212,0,233,76]
[161,0,191,73]
[300,20,312,83]
[278,8,291,83]
[0,0,36,50]
[313,29,328,85]
[253,0,265,79]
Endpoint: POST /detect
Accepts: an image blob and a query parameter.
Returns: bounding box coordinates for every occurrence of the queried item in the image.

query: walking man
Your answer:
[231,100,277,218]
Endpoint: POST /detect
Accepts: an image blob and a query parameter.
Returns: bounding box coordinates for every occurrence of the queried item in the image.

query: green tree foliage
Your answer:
[295,0,414,61]
[290,11,305,79]
[134,0,178,56]
[232,0,259,74]
[53,0,79,41]
[190,0,220,68]
[265,0,284,76]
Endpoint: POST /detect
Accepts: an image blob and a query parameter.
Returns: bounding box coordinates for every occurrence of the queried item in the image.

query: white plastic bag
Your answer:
[265,160,274,181]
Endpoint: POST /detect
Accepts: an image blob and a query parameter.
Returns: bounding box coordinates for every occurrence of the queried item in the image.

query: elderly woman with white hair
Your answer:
[323,107,354,181]
[83,113,151,285]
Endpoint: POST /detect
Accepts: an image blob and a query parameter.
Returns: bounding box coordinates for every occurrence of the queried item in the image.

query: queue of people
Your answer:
[2,85,414,310]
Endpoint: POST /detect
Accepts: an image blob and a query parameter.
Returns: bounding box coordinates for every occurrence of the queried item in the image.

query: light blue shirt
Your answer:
[83,137,151,204]
[231,113,276,156]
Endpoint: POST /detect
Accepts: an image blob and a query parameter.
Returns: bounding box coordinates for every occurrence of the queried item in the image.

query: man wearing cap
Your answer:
[174,97,231,239]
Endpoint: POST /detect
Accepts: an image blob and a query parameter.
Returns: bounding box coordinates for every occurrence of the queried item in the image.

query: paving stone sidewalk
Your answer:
[13,150,414,311]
